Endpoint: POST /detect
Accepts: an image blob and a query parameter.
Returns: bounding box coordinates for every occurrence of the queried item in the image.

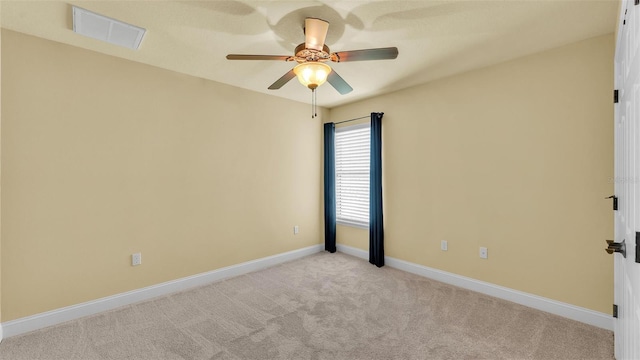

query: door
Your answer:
[614,1,640,359]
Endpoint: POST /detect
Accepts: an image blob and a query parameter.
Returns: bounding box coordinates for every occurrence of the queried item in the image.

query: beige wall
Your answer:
[329,34,615,314]
[1,30,323,321]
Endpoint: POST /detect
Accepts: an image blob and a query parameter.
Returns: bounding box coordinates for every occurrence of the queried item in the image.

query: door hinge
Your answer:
[614,89,619,103]
[636,232,640,263]
[635,0,639,6]
[606,195,618,210]
[613,304,618,318]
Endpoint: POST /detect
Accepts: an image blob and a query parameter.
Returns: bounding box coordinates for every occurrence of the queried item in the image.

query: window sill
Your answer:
[336,220,369,230]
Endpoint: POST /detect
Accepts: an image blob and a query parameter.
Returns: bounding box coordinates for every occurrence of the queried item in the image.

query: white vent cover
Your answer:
[72,6,146,50]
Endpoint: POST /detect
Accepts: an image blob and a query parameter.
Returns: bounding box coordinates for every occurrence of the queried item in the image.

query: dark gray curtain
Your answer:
[369,112,384,267]
[324,123,336,253]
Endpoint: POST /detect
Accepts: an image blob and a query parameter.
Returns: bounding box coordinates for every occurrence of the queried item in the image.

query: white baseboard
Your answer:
[2,244,323,339]
[0,323,3,343]
[336,244,613,331]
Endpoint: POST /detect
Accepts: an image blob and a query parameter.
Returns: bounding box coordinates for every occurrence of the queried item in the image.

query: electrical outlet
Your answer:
[441,240,448,251]
[479,247,488,259]
[132,252,142,266]
[294,225,299,234]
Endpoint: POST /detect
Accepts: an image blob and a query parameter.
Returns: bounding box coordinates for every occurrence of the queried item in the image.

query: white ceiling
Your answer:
[1,0,618,108]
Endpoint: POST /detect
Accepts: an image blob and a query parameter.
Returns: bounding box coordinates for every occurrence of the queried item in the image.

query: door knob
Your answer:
[605,239,626,258]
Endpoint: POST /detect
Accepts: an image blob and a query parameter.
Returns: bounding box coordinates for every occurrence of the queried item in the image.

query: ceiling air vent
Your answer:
[72,6,146,50]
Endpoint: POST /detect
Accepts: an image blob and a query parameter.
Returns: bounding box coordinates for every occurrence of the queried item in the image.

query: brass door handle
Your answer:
[605,239,626,258]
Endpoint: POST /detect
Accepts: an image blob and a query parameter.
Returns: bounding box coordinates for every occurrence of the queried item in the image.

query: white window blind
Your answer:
[335,123,370,228]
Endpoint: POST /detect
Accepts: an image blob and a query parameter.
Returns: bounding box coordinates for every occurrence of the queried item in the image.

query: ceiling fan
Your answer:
[226,18,399,95]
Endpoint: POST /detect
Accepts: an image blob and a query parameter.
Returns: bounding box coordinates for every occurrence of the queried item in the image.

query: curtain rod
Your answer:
[334,115,370,125]
[334,112,384,125]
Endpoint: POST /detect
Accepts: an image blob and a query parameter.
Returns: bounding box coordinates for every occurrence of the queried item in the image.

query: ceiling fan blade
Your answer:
[268,69,296,90]
[305,18,329,52]
[226,54,292,61]
[331,47,399,62]
[327,70,353,95]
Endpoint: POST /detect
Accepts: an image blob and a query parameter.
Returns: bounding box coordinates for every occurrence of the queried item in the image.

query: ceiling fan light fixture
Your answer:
[293,62,332,90]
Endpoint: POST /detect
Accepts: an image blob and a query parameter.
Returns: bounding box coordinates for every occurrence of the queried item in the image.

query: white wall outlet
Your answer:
[479,247,488,259]
[441,240,448,251]
[294,225,299,235]
[132,252,142,266]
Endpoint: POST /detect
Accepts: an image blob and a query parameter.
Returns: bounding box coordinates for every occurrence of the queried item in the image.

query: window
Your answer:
[335,123,370,228]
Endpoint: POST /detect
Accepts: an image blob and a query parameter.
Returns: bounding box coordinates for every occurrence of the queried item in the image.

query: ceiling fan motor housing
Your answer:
[294,43,331,63]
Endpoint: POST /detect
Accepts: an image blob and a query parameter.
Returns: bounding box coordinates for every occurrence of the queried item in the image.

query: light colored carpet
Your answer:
[0,252,613,359]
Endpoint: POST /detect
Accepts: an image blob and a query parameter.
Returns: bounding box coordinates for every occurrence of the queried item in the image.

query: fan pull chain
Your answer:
[311,88,317,119]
